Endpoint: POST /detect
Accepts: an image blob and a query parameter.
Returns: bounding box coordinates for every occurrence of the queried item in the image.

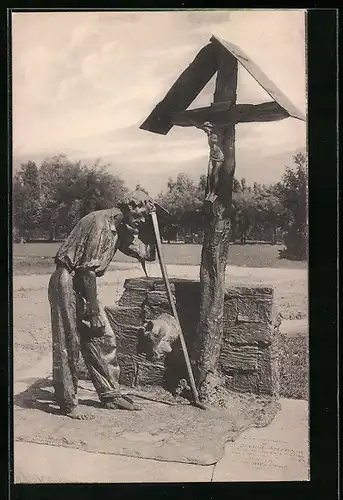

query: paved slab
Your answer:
[212,398,309,482]
[14,441,214,483]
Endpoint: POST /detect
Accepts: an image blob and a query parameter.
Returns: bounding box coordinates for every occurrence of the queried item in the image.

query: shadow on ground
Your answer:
[14,378,103,415]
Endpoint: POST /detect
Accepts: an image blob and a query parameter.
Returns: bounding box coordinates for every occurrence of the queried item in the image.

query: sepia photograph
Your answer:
[11,9,309,483]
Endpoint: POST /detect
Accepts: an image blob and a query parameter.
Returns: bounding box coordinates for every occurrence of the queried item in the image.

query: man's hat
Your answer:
[118,189,169,216]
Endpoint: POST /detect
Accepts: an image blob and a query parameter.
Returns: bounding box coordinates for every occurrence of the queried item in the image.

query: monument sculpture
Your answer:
[139,34,305,400]
[71,34,305,408]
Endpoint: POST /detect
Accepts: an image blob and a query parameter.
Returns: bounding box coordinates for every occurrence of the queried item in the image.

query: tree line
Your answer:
[13,152,307,260]
[155,152,307,260]
[13,154,128,242]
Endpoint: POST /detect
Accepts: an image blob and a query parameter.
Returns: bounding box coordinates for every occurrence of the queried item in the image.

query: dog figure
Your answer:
[140,313,180,362]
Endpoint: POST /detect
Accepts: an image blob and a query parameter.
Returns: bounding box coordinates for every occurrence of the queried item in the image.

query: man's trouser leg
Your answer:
[48,267,80,413]
[78,302,121,403]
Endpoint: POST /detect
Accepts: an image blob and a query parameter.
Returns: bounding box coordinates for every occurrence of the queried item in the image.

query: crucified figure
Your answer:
[194,121,225,204]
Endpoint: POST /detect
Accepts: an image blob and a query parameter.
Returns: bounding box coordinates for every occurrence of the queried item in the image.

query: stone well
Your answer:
[79,277,280,397]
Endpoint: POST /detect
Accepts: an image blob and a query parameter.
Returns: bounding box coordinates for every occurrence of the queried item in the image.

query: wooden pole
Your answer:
[195,45,238,394]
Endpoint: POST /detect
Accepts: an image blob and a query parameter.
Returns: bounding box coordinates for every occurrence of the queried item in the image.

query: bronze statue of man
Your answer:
[48,190,156,419]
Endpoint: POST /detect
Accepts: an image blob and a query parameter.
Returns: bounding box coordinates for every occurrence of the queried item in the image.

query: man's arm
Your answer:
[79,269,100,316]
[119,240,155,262]
[187,118,212,135]
[117,217,156,263]
[77,269,106,334]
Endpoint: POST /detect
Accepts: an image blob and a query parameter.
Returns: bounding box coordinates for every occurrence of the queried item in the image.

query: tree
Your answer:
[198,174,207,193]
[232,177,241,193]
[13,154,130,242]
[279,152,308,259]
[39,155,86,240]
[79,162,128,217]
[157,173,204,241]
[39,155,128,240]
[13,161,41,242]
[135,183,149,195]
[253,184,288,244]
[231,189,256,244]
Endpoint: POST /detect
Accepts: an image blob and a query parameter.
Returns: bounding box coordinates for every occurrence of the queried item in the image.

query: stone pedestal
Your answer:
[78,277,280,397]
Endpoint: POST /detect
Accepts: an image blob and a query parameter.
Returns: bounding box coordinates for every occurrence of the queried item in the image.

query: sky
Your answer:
[12,10,307,196]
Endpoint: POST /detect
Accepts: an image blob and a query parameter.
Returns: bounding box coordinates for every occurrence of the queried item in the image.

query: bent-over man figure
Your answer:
[48,190,156,419]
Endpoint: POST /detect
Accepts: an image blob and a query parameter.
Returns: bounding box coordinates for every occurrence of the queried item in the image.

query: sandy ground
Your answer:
[13,263,308,379]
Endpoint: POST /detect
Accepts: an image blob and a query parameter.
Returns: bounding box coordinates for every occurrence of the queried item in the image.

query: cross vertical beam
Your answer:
[195,46,238,393]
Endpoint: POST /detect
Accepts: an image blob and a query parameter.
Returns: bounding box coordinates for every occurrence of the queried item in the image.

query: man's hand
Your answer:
[187,118,212,131]
[139,258,149,278]
[88,313,106,338]
[145,200,156,214]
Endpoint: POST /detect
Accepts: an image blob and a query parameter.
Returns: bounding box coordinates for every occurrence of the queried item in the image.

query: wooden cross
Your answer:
[140,35,305,396]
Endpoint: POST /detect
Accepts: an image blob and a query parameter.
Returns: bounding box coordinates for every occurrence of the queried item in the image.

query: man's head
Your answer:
[209,133,219,145]
[117,190,155,230]
[202,121,214,134]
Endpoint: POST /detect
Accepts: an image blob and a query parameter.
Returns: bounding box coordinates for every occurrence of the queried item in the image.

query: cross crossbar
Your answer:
[171,101,290,127]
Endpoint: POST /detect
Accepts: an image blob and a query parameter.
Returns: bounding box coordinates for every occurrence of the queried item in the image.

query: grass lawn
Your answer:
[279,333,308,400]
[13,242,307,276]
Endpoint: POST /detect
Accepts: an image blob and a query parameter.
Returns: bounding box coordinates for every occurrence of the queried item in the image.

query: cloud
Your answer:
[12,10,306,192]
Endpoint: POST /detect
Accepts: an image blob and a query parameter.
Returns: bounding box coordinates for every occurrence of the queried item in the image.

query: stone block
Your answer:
[143,304,172,321]
[135,358,166,386]
[123,278,156,291]
[225,285,273,299]
[222,299,238,328]
[224,322,273,346]
[118,288,148,307]
[142,290,174,320]
[116,325,143,355]
[226,371,260,393]
[117,353,165,387]
[152,281,176,293]
[105,306,143,328]
[219,343,259,371]
[118,354,138,386]
[236,297,273,324]
[145,290,174,306]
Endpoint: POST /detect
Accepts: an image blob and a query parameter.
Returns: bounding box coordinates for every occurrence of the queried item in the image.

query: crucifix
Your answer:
[140,35,305,398]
